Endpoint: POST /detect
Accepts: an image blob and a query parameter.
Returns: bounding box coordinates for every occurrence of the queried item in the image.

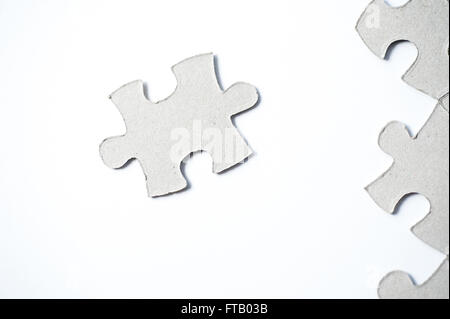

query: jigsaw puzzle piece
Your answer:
[357,0,449,100]
[378,258,450,299]
[100,54,258,197]
[367,96,450,254]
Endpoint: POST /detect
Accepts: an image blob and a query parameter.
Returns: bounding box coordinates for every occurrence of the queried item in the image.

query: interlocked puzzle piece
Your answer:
[357,0,449,100]
[378,258,449,299]
[367,95,449,254]
[100,54,259,197]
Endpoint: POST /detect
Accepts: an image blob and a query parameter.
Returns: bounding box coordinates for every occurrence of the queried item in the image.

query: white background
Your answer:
[0,0,446,298]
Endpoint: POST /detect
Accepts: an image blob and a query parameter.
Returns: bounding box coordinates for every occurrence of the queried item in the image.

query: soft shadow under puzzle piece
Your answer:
[357,0,449,100]
[367,96,449,255]
[378,259,450,299]
[100,54,259,197]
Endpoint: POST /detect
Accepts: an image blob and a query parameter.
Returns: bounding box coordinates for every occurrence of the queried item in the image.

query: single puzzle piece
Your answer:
[378,258,449,299]
[100,53,259,197]
[357,0,449,100]
[367,95,450,254]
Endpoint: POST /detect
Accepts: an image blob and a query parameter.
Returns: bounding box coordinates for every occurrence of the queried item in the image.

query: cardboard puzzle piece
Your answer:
[367,95,449,254]
[100,54,259,197]
[378,258,449,299]
[357,0,449,100]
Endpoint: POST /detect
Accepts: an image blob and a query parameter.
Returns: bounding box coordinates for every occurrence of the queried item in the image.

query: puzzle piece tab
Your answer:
[100,54,259,197]
[367,95,449,254]
[357,0,449,100]
[378,258,449,299]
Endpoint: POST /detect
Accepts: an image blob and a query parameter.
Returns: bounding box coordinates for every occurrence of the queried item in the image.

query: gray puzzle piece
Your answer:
[100,54,259,197]
[379,258,449,299]
[367,95,449,254]
[357,0,449,100]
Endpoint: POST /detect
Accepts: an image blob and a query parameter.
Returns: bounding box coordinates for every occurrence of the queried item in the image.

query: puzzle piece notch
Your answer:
[100,54,259,197]
[378,258,449,299]
[367,95,450,254]
[357,0,449,100]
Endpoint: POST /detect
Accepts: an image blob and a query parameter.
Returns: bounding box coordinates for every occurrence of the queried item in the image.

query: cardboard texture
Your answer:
[367,95,449,255]
[356,0,449,100]
[378,259,450,299]
[100,53,259,197]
